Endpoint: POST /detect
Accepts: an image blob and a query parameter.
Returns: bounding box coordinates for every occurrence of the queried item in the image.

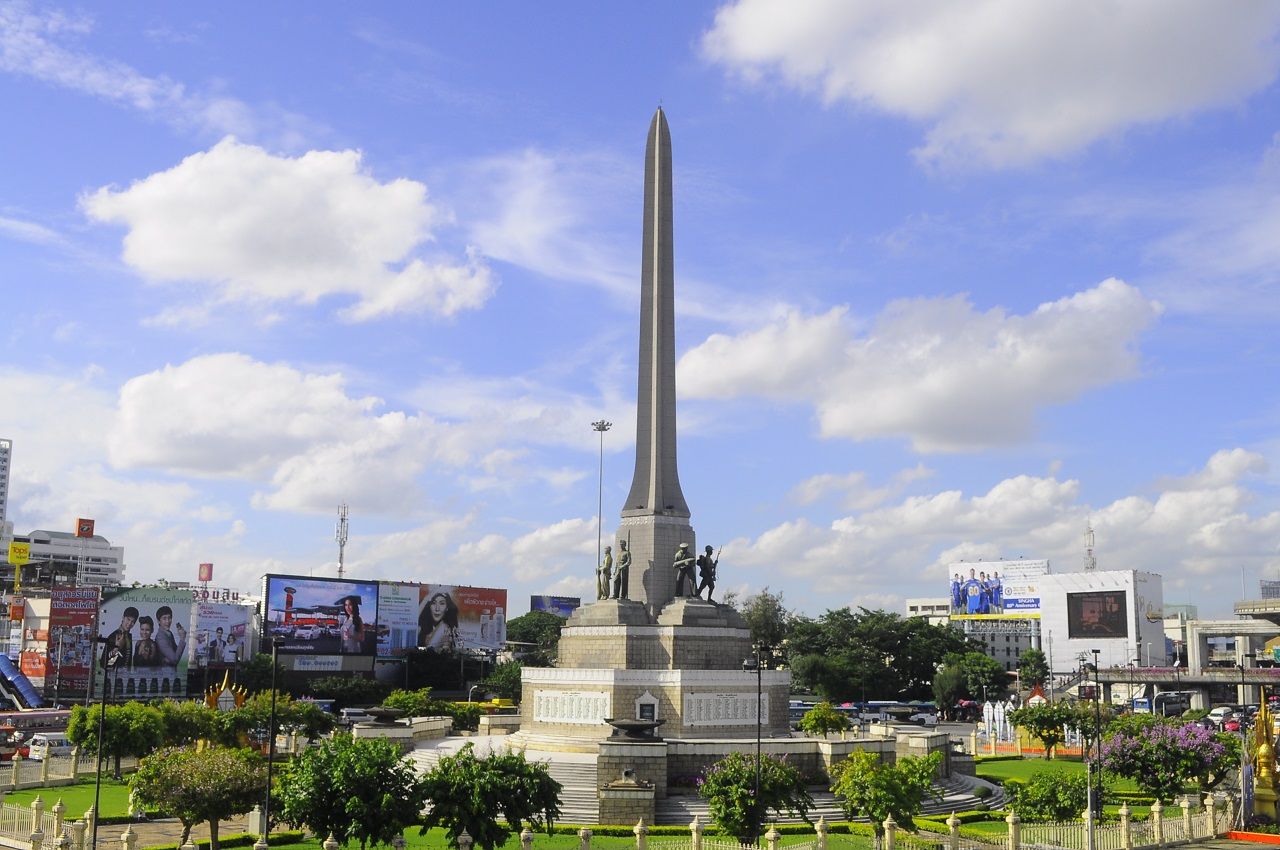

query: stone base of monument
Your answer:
[598,768,657,827]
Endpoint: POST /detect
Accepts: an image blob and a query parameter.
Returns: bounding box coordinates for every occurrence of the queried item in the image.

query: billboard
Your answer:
[531,595,581,618]
[49,588,99,694]
[948,560,1049,619]
[193,603,252,665]
[198,563,214,583]
[1067,590,1129,639]
[376,582,422,657]
[97,586,194,698]
[264,575,379,656]
[420,585,506,653]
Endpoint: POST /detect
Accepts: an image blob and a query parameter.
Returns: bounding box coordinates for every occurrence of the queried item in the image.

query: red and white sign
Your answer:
[76,518,95,538]
[198,563,214,583]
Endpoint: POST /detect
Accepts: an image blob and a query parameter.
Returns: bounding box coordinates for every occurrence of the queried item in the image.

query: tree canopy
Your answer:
[829,750,941,843]
[277,736,430,849]
[132,747,265,850]
[788,608,969,701]
[1017,648,1049,688]
[418,742,562,850]
[505,611,564,666]
[698,751,813,844]
[732,588,792,662]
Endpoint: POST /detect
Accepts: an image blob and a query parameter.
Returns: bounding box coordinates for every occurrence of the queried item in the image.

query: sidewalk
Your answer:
[96,813,298,849]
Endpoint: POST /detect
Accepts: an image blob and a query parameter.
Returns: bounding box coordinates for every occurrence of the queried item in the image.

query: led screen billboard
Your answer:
[264,575,379,655]
[376,582,422,657]
[97,586,193,698]
[948,560,1049,619]
[1067,590,1129,639]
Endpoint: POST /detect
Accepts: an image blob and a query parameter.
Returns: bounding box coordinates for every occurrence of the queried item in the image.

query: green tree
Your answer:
[1017,648,1050,689]
[155,699,218,746]
[481,661,523,702]
[1069,701,1116,761]
[505,611,564,666]
[698,751,813,844]
[382,687,435,718]
[931,666,967,719]
[829,750,941,848]
[797,702,851,737]
[734,588,792,662]
[218,691,335,748]
[132,747,265,850]
[419,741,562,850]
[953,651,1008,700]
[1004,771,1092,822]
[236,652,286,694]
[277,736,429,850]
[788,608,968,701]
[1007,703,1075,759]
[67,701,166,778]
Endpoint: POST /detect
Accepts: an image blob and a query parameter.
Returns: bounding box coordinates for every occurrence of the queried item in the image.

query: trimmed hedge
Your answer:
[148,832,305,850]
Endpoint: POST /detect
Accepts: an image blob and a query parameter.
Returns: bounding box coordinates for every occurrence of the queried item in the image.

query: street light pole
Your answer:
[1091,649,1103,815]
[743,647,763,847]
[591,420,612,572]
[91,649,118,850]
[262,639,281,845]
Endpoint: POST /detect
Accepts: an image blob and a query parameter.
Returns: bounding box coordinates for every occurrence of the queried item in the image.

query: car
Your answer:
[1224,718,1243,732]
[339,708,372,726]
[908,712,938,726]
[293,625,319,640]
[1207,706,1236,725]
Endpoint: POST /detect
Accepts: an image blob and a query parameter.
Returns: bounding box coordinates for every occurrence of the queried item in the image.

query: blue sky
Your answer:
[2,1,1278,619]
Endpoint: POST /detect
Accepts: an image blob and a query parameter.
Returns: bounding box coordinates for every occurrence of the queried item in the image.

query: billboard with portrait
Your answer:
[97,586,193,698]
[376,582,423,656]
[194,603,253,666]
[948,560,1049,619]
[419,585,507,653]
[263,575,379,655]
[1067,590,1129,639]
[49,588,99,694]
[530,595,581,618]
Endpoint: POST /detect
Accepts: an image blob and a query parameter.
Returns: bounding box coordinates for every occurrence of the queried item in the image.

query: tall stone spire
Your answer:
[617,108,695,621]
[623,107,689,519]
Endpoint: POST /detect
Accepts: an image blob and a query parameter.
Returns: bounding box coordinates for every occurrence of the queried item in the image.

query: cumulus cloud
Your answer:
[702,0,1280,168]
[678,279,1161,452]
[791,463,932,510]
[726,450,1279,614]
[82,138,494,322]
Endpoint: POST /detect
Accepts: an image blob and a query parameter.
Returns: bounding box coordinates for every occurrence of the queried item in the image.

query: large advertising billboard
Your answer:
[531,595,581,619]
[193,603,252,666]
[264,575,379,655]
[420,585,506,653]
[97,586,193,698]
[948,560,1049,619]
[49,588,99,694]
[376,582,422,657]
[1067,590,1129,639]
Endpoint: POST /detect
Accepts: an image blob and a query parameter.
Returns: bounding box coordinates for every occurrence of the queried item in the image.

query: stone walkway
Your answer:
[93,813,298,849]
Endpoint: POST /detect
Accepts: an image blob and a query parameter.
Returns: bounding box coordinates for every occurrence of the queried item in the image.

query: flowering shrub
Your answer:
[1100,721,1236,803]
[698,751,814,843]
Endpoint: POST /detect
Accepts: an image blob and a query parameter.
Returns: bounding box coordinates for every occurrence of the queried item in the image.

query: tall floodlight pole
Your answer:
[1092,649,1103,817]
[591,421,612,569]
[335,504,349,580]
[1240,652,1257,828]
[262,639,281,845]
[92,650,118,850]
[742,648,763,847]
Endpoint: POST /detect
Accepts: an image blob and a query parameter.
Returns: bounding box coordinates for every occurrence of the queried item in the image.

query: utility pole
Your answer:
[335,504,349,579]
[591,420,612,570]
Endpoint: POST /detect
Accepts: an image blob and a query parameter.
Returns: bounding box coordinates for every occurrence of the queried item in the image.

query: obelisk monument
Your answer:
[618,107,695,621]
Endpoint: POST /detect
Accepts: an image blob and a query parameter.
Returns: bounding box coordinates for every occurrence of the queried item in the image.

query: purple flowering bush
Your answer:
[1100,721,1236,803]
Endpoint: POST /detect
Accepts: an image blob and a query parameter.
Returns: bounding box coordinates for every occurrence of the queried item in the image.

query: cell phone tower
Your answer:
[1083,520,1097,572]
[336,503,349,579]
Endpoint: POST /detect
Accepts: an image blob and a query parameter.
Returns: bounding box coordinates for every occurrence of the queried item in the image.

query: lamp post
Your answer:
[1091,649,1103,818]
[742,647,763,847]
[591,420,612,571]
[1239,652,1257,828]
[262,638,281,846]
[1145,641,1152,667]
[92,646,119,850]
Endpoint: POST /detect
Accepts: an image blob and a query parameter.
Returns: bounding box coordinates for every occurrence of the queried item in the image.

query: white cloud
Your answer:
[791,463,932,510]
[702,0,1280,169]
[82,138,494,322]
[678,279,1161,452]
[725,450,1280,614]
[0,215,64,247]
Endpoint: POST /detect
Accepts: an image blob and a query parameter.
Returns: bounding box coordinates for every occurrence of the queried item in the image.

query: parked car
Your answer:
[1207,706,1237,726]
[908,712,938,726]
[1224,718,1243,733]
[339,708,372,727]
[293,625,320,640]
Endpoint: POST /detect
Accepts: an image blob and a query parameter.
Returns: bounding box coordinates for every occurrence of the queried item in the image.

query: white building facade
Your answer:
[0,438,10,526]
[11,529,126,587]
[1037,569,1166,670]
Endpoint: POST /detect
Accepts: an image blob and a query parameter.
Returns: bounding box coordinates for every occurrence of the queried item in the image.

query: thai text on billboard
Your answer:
[97,586,194,699]
[264,575,379,656]
[194,603,252,666]
[948,560,1049,619]
[420,585,507,653]
[49,588,99,693]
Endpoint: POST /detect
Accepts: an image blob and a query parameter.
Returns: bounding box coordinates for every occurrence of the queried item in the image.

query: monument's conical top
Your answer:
[623,107,689,519]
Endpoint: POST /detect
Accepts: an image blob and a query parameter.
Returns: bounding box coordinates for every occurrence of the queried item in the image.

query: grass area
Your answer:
[252,830,867,850]
[975,756,1142,794]
[5,778,134,819]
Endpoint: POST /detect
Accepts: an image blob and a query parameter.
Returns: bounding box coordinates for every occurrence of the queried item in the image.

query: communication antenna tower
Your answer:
[336,503,349,579]
[1083,520,1097,572]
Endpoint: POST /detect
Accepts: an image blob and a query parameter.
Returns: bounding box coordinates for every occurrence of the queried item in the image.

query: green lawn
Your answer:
[975,756,1142,794]
[5,779,135,819]
[227,830,871,850]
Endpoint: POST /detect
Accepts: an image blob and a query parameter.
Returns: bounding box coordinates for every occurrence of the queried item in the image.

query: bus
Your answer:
[1153,692,1191,718]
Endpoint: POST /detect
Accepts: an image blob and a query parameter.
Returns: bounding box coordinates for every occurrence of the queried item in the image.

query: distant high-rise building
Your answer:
[3,529,126,588]
[0,438,10,525]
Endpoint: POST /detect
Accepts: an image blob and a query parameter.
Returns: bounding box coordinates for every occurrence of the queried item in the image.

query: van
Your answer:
[27,733,73,761]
